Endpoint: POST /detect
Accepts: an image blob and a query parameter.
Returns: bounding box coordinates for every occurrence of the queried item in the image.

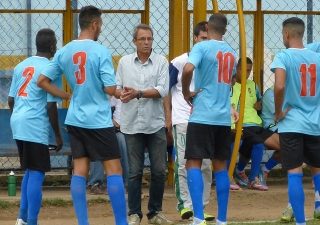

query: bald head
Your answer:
[282,17,305,39]
[208,13,227,35]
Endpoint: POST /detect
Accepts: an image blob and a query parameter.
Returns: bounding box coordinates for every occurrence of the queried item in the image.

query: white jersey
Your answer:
[170,53,195,125]
[110,96,122,125]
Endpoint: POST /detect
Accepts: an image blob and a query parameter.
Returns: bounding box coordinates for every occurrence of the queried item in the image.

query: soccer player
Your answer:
[37,6,128,225]
[272,17,320,225]
[163,21,214,221]
[182,13,238,225]
[8,28,62,225]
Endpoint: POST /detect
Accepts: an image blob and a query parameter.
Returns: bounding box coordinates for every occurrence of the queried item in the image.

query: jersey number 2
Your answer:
[18,66,35,97]
[73,51,87,84]
[300,63,316,97]
[216,51,235,84]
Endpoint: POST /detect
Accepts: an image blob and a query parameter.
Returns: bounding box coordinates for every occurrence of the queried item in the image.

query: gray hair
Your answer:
[132,24,154,39]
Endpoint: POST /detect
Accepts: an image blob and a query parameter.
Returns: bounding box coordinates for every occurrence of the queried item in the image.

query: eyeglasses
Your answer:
[135,37,154,42]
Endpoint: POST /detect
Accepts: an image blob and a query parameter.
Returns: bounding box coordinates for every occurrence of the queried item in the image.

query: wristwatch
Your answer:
[137,90,143,100]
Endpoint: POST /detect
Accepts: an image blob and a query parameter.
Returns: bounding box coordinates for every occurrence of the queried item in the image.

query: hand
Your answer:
[183,89,202,107]
[55,133,63,152]
[120,86,138,103]
[253,101,262,111]
[274,106,291,121]
[231,107,239,123]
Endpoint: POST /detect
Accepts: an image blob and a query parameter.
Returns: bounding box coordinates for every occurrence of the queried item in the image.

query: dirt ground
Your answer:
[0,178,316,225]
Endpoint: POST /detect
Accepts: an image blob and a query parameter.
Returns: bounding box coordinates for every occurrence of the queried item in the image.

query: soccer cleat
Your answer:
[248,177,268,191]
[234,171,249,187]
[314,211,320,221]
[230,178,241,190]
[128,214,141,225]
[204,212,215,221]
[180,208,193,220]
[258,167,268,186]
[189,220,207,225]
[280,206,294,222]
[15,219,27,225]
[90,182,107,195]
[148,212,174,224]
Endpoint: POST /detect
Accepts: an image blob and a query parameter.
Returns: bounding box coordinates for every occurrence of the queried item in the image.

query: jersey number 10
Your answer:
[216,51,235,84]
[300,63,316,97]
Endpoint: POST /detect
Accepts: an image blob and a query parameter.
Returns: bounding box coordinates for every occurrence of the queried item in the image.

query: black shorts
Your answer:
[185,122,231,160]
[239,126,274,159]
[16,140,51,172]
[279,132,320,170]
[67,125,121,161]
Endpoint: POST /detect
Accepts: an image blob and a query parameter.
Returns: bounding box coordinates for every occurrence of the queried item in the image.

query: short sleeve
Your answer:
[100,48,116,87]
[47,75,62,102]
[270,52,286,73]
[8,68,18,97]
[187,43,203,68]
[41,57,63,81]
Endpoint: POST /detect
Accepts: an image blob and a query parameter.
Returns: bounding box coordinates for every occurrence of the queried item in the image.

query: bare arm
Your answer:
[37,75,71,100]
[274,68,290,120]
[8,97,14,112]
[47,102,63,152]
[163,91,172,132]
[104,85,116,96]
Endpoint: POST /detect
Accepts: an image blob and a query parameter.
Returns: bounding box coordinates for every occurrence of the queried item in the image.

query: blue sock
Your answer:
[288,173,305,223]
[187,168,204,221]
[107,175,128,225]
[236,160,247,172]
[215,170,230,222]
[265,157,279,171]
[313,173,320,212]
[18,169,29,222]
[249,143,264,182]
[71,175,88,225]
[27,170,45,225]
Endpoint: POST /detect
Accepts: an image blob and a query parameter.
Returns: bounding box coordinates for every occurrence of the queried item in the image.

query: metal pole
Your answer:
[307,0,313,44]
[26,0,31,57]
[72,0,78,39]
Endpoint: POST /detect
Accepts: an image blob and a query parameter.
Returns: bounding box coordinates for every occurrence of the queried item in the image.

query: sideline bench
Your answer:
[0,108,73,174]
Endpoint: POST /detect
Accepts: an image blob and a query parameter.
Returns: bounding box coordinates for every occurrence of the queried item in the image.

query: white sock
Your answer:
[193,217,204,225]
[216,219,227,225]
[288,203,292,208]
[296,223,306,225]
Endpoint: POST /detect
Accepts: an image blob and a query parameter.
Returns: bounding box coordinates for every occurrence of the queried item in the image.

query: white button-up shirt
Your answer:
[116,51,169,134]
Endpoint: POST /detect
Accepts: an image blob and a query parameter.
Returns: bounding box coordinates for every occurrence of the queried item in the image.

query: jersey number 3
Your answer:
[216,51,235,84]
[300,63,316,97]
[73,51,87,84]
[18,66,35,97]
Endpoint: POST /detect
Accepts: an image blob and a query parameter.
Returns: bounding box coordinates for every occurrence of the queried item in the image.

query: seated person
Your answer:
[231,57,280,190]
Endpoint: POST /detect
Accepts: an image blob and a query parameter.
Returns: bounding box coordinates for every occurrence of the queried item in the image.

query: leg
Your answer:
[264,133,280,151]
[18,169,29,223]
[146,127,167,219]
[102,159,127,225]
[201,159,213,208]
[186,158,205,223]
[116,132,129,188]
[173,124,193,218]
[27,170,45,225]
[125,133,146,220]
[71,157,90,225]
[213,159,230,225]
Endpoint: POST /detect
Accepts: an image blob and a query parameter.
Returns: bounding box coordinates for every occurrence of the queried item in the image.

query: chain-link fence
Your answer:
[1,0,320,171]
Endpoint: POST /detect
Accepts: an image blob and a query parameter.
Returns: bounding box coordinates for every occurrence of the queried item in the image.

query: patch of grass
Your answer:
[0,200,14,209]
[42,198,72,207]
[88,197,109,205]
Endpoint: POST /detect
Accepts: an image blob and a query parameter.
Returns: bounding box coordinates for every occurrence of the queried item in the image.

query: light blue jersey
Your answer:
[9,56,61,145]
[187,40,237,126]
[271,48,320,135]
[261,87,277,132]
[306,42,320,53]
[41,40,116,129]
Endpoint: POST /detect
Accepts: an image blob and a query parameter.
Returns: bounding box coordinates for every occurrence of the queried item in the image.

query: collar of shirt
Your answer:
[133,49,155,64]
